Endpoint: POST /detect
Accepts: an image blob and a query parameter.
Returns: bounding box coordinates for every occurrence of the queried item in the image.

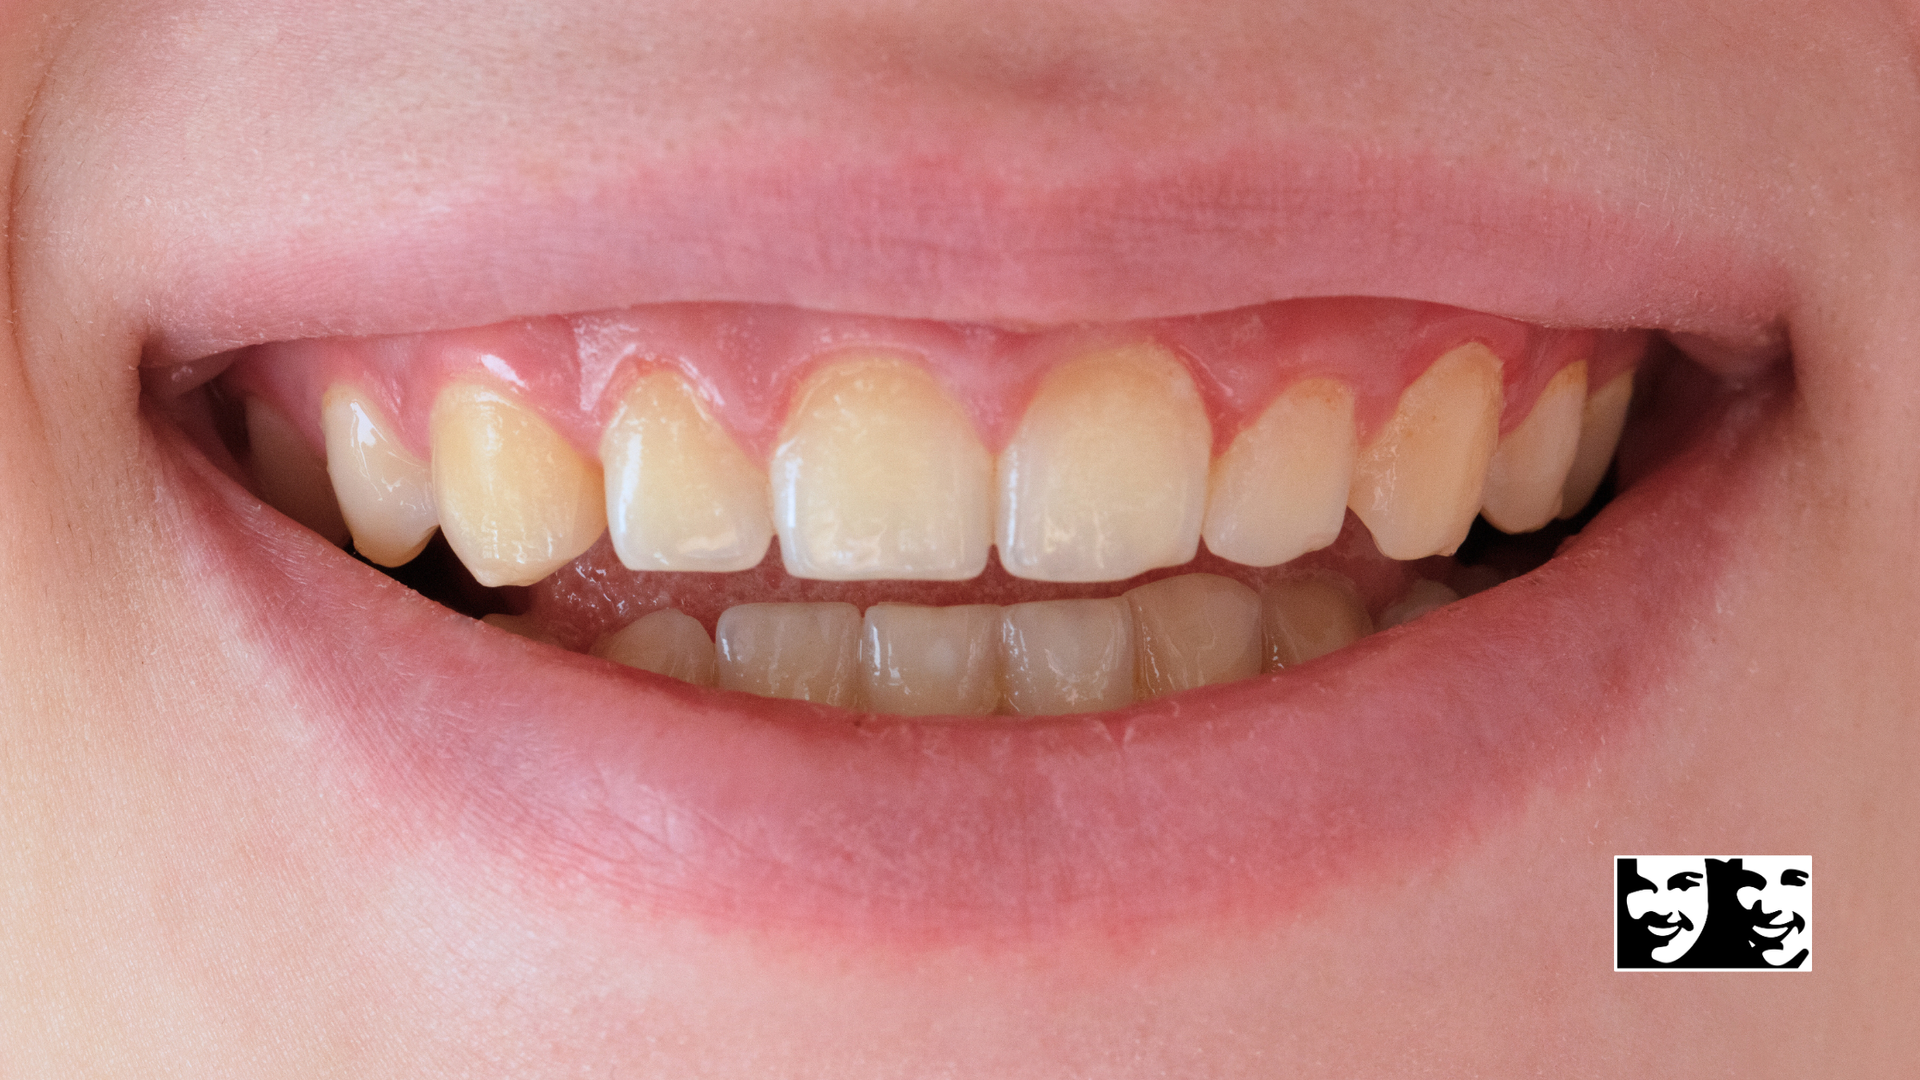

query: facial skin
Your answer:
[1624,856,1710,965]
[2,0,1918,1076]
[1739,857,1813,969]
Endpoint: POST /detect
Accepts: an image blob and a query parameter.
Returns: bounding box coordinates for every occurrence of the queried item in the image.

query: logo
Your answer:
[1615,856,1811,970]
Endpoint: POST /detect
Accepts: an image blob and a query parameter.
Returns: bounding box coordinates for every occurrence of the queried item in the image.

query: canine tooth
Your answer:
[715,602,862,706]
[1125,573,1263,699]
[1203,378,1357,566]
[601,371,772,573]
[772,357,992,580]
[1481,362,1587,534]
[430,382,606,588]
[997,344,1211,582]
[1378,579,1461,629]
[1261,574,1375,669]
[593,608,718,686]
[320,386,438,566]
[246,398,349,546]
[999,598,1136,715]
[1348,343,1504,560]
[1558,369,1635,518]
[861,604,1002,716]
[480,613,561,646]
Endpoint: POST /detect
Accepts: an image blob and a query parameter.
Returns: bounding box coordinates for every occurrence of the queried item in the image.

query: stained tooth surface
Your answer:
[320,385,438,566]
[601,371,772,573]
[1348,343,1504,560]
[246,397,349,546]
[772,356,993,581]
[715,602,862,706]
[1481,362,1587,534]
[1558,369,1635,518]
[997,344,1211,582]
[860,603,1002,716]
[1202,378,1357,567]
[999,598,1136,715]
[1378,579,1461,629]
[593,608,718,686]
[1261,573,1375,669]
[1125,573,1263,699]
[430,382,606,588]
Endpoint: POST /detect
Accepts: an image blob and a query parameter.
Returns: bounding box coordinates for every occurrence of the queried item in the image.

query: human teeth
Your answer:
[1348,343,1504,560]
[430,382,606,588]
[480,613,561,646]
[997,344,1211,582]
[772,356,993,581]
[1378,579,1461,629]
[1202,378,1357,567]
[245,398,349,546]
[860,603,1002,716]
[1480,362,1587,534]
[601,371,772,573]
[1558,369,1635,518]
[1259,573,1375,669]
[592,608,718,686]
[1124,574,1263,699]
[999,598,1136,715]
[714,602,862,706]
[320,386,438,566]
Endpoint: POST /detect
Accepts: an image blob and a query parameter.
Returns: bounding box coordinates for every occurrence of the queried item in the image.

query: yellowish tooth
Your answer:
[480,613,561,646]
[430,382,606,588]
[320,385,438,566]
[592,608,718,686]
[246,397,350,546]
[714,602,862,706]
[999,598,1136,715]
[1348,343,1504,560]
[997,344,1211,582]
[1481,362,1587,534]
[772,356,992,581]
[1124,573,1263,699]
[601,371,772,573]
[860,603,1002,716]
[1260,573,1374,669]
[1202,378,1357,566]
[1378,579,1460,629]
[1558,369,1635,518]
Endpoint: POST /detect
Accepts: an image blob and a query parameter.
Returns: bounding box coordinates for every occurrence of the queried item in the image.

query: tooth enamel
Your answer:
[999,598,1136,715]
[714,602,863,706]
[592,608,718,686]
[997,344,1211,582]
[430,382,606,588]
[772,356,993,580]
[601,371,773,573]
[480,613,561,646]
[1378,579,1461,629]
[245,397,350,546]
[1480,362,1587,534]
[860,603,1003,716]
[320,385,438,566]
[1260,573,1375,669]
[1348,343,1504,560]
[1202,378,1358,567]
[1124,573,1263,699]
[1558,369,1635,518]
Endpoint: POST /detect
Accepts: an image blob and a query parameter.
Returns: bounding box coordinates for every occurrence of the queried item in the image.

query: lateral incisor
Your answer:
[1202,377,1357,566]
[1348,343,1504,560]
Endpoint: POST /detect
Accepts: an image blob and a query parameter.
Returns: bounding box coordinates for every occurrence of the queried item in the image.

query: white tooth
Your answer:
[430,382,606,588]
[246,397,349,546]
[601,371,772,573]
[1124,573,1263,699]
[1260,573,1374,669]
[1202,378,1357,566]
[1481,362,1587,534]
[714,602,862,706]
[772,356,992,581]
[1378,579,1460,629]
[1558,369,1635,518]
[320,385,438,566]
[480,613,560,646]
[1348,343,1504,560]
[860,603,1002,716]
[592,608,718,686]
[999,598,1136,715]
[997,344,1211,582]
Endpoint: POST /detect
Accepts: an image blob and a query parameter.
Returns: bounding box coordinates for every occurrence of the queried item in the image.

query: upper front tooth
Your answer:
[321,385,438,566]
[1202,377,1357,566]
[772,356,993,581]
[246,397,350,546]
[1348,343,1504,560]
[1481,361,1587,534]
[860,603,1003,716]
[430,381,606,587]
[593,607,718,686]
[1124,573,1263,699]
[999,597,1136,715]
[1558,369,1635,519]
[997,344,1211,582]
[714,601,863,706]
[601,370,772,573]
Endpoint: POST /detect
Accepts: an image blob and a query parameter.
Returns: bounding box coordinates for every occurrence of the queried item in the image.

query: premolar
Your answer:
[320,385,438,566]
[593,608,718,686]
[1348,343,1504,560]
[860,603,1003,716]
[714,602,863,706]
[246,397,349,547]
[1481,361,1587,534]
[1559,369,1635,518]
[1202,377,1357,566]
[1125,573,1263,699]
[1260,574,1375,668]
[1379,579,1461,629]
[999,598,1137,715]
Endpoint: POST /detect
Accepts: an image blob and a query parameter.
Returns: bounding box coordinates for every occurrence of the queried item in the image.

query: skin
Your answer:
[3,0,1917,1075]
